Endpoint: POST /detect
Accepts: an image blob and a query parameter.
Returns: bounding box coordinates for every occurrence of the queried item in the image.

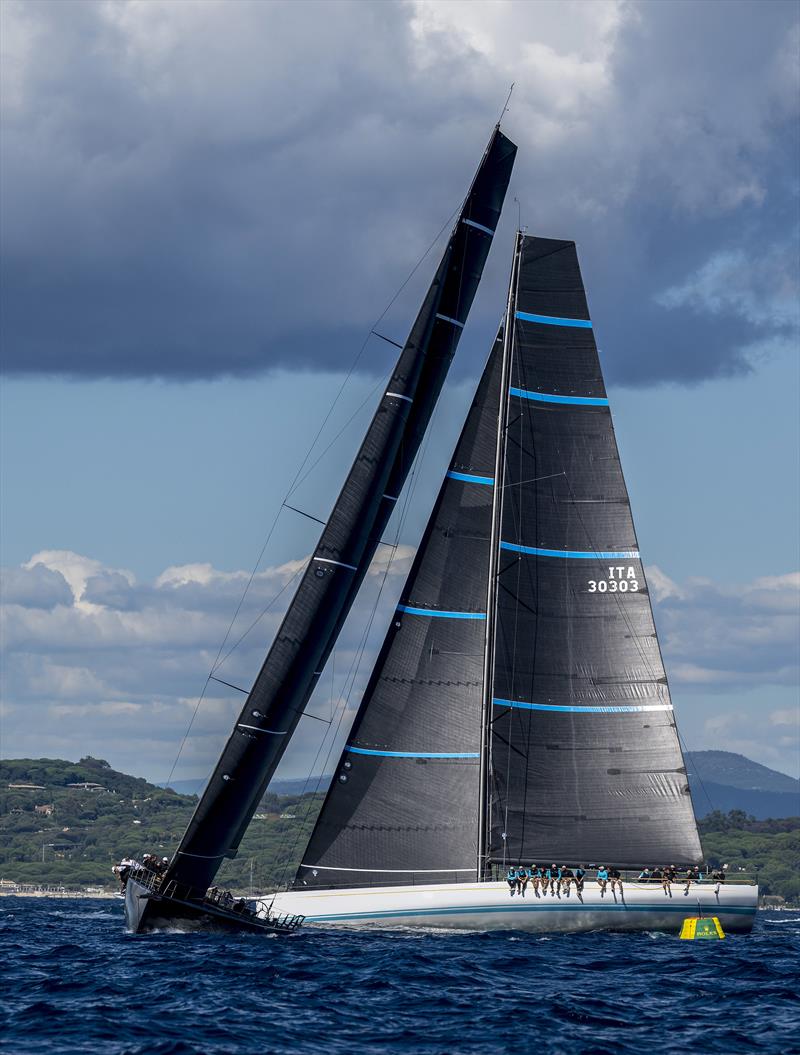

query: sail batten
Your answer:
[165,128,516,894]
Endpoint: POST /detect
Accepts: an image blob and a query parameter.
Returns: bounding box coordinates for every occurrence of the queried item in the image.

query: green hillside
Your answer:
[2,758,797,903]
[697,811,800,903]
[0,756,324,893]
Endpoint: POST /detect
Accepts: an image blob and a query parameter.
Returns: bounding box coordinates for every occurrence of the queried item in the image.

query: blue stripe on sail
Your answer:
[500,542,640,560]
[498,544,641,561]
[493,698,673,714]
[510,387,609,407]
[396,605,486,619]
[446,470,494,486]
[515,310,592,328]
[346,746,479,759]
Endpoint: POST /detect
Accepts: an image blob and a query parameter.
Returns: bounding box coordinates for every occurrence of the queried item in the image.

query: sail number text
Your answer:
[587,566,639,593]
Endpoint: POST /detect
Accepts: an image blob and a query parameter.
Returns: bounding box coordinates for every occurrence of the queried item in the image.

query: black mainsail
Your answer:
[489,233,701,867]
[296,231,701,888]
[165,128,517,895]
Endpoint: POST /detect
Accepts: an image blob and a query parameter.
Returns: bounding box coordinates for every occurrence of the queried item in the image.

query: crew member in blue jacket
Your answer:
[596,865,609,897]
[505,866,518,896]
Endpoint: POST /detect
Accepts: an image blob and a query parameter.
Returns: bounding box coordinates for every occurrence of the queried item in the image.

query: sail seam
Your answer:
[385,391,413,403]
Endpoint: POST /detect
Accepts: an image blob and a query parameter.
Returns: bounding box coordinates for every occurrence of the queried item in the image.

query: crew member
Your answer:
[574,866,586,899]
[596,865,609,897]
[505,866,518,896]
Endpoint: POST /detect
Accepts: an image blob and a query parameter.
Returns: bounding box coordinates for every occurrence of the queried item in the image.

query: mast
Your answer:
[166,127,517,895]
[476,231,520,880]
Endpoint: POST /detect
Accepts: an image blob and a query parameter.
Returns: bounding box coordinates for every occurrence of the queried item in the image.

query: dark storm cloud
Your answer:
[1,0,797,385]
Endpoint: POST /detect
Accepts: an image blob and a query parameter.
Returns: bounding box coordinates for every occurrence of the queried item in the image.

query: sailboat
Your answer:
[123,125,758,937]
[124,124,518,934]
[263,230,758,933]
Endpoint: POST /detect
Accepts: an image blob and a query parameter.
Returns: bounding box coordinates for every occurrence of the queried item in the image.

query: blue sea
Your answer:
[1,900,798,1055]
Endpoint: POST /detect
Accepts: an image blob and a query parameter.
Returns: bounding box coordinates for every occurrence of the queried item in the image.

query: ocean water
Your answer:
[1,900,798,1055]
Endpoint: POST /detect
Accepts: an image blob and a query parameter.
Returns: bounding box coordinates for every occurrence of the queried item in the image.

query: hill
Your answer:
[698,812,800,904]
[164,775,328,798]
[686,751,800,819]
[2,757,797,903]
[169,751,800,819]
[0,756,323,893]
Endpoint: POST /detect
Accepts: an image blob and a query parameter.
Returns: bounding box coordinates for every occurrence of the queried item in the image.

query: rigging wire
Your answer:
[268,379,447,893]
[162,199,462,789]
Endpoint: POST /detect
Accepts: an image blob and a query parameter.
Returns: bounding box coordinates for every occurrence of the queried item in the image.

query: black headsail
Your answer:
[295,331,505,888]
[167,128,516,894]
[487,233,702,868]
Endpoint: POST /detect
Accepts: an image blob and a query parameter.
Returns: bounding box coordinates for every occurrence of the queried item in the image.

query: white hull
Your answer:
[261,879,757,934]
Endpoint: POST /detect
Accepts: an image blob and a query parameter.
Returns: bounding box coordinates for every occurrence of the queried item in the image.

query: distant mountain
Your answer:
[165,752,800,819]
[686,751,800,820]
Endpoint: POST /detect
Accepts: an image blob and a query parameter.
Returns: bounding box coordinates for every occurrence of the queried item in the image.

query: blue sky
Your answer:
[1,0,798,786]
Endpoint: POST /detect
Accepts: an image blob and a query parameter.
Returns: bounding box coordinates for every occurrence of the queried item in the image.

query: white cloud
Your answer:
[1,547,413,780]
[24,549,134,612]
[3,547,798,784]
[653,568,800,690]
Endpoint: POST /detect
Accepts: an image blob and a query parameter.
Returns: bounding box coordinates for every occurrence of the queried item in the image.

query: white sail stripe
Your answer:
[462,217,495,236]
[435,313,465,328]
[237,724,287,735]
[313,557,358,571]
[383,494,399,501]
[298,864,476,873]
[385,391,413,403]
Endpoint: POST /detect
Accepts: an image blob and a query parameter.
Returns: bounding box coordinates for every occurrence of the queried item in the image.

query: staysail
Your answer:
[488,233,702,868]
[167,128,517,893]
[296,333,505,888]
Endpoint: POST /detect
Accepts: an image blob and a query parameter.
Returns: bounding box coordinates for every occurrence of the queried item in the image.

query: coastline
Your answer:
[1,889,120,899]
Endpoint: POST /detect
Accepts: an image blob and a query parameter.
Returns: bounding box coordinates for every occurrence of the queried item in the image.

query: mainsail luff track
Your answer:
[166,128,516,894]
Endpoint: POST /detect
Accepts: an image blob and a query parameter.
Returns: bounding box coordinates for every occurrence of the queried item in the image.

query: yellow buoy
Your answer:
[679,916,725,940]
